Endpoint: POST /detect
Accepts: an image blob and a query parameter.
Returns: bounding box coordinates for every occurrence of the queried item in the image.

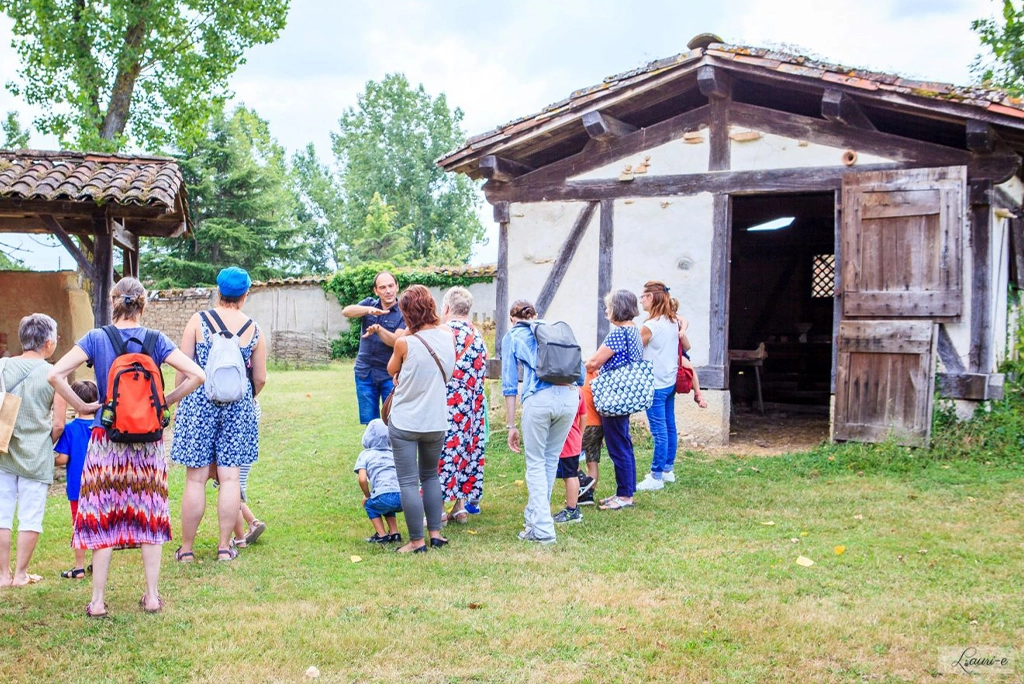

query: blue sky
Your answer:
[0,0,1003,269]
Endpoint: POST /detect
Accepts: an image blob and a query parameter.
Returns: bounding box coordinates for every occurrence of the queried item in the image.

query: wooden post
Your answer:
[831,189,842,393]
[91,211,114,326]
[597,199,614,348]
[494,202,510,357]
[707,194,731,389]
[970,180,993,373]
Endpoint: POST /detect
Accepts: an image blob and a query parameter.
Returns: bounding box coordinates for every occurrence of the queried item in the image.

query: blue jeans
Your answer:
[364,491,403,520]
[520,385,578,541]
[646,386,677,477]
[355,372,395,425]
[603,414,636,497]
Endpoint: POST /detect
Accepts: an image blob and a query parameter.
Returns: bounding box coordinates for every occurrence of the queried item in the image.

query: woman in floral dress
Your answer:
[438,287,488,523]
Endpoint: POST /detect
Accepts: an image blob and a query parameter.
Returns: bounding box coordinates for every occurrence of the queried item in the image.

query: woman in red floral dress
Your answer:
[438,287,488,523]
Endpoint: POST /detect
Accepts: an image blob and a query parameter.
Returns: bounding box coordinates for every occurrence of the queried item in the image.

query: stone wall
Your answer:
[145,278,497,365]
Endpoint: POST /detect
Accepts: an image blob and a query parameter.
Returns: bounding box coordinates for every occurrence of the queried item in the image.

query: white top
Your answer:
[390,327,456,433]
[642,316,679,389]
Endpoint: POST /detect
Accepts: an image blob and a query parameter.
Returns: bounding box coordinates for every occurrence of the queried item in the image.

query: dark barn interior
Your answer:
[729,192,836,413]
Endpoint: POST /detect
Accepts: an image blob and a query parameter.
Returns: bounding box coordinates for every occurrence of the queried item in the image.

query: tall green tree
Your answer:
[144,104,304,286]
[1,112,30,148]
[331,74,484,265]
[292,144,345,273]
[0,0,289,152]
[973,0,1024,93]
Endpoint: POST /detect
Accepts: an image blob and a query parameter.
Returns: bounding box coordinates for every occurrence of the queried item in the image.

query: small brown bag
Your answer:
[0,359,24,454]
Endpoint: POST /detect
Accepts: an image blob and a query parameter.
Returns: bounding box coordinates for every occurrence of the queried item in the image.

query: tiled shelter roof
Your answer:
[0,149,184,209]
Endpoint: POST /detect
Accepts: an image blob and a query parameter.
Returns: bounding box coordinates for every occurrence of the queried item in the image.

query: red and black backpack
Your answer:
[100,326,167,443]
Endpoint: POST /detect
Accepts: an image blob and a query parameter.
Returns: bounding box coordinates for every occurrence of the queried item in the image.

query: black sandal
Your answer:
[60,567,86,579]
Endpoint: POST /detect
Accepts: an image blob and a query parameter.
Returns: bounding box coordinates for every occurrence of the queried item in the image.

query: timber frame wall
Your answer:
[482,65,1023,401]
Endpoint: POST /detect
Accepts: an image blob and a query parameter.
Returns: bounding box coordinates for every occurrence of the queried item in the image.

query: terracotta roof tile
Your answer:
[0,149,184,209]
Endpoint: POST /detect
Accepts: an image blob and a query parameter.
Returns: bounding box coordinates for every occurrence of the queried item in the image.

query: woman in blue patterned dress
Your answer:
[171,267,267,563]
[438,287,488,523]
[584,289,643,511]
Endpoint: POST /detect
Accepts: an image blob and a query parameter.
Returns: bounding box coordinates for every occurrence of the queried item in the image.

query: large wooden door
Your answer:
[834,167,966,446]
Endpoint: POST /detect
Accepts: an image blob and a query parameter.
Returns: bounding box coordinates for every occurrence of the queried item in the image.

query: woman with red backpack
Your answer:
[48,277,206,617]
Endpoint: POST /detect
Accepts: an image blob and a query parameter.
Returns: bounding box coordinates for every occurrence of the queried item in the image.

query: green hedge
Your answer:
[322,262,494,358]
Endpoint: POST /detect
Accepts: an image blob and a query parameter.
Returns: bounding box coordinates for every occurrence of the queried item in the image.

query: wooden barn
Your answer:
[438,35,1024,446]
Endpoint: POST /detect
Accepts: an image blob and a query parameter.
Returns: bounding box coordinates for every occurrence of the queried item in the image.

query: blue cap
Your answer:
[217,267,251,297]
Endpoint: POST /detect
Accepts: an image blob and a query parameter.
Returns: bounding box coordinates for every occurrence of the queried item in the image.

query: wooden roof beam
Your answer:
[39,214,97,281]
[697,65,732,100]
[479,155,535,183]
[821,89,876,131]
[966,119,1000,153]
[582,111,638,142]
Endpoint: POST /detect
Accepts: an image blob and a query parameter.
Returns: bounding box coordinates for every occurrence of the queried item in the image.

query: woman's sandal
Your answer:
[451,509,469,524]
[139,593,164,614]
[231,537,247,549]
[216,547,238,562]
[61,567,86,580]
[174,546,194,563]
[85,603,107,619]
[599,496,635,511]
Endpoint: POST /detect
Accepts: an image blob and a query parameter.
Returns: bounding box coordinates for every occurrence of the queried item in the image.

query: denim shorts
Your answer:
[364,491,402,519]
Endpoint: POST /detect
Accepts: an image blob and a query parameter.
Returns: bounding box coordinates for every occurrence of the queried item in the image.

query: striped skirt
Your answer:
[72,428,171,550]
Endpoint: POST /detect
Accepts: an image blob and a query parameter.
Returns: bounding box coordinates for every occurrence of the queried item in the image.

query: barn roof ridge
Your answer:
[438,40,1024,174]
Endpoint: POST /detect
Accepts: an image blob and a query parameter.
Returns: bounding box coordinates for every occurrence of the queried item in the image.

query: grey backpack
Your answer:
[200,310,253,404]
[528,321,583,384]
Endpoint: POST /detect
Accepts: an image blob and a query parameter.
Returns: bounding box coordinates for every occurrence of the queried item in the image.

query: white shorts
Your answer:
[0,470,49,533]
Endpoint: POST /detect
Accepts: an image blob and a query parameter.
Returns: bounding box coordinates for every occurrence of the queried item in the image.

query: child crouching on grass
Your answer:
[53,380,97,579]
[354,419,403,544]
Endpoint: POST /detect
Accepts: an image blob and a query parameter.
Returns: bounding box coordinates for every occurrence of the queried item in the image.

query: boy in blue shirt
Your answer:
[354,420,403,544]
[53,380,97,579]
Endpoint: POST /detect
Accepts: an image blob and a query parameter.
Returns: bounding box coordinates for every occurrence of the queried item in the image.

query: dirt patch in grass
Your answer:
[702,407,831,457]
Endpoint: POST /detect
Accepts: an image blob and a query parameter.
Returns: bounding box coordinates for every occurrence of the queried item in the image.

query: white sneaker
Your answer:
[662,471,676,483]
[636,473,665,491]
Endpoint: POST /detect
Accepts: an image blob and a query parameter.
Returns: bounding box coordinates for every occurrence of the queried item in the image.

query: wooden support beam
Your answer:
[582,111,638,142]
[596,200,614,348]
[91,212,114,326]
[122,232,139,279]
[494,214,509,357]
[966,120,997,153]
[697,65,731,100]
[111,219,136,251]
[821,89,876,131]
[1009,213,1024,288]
[709,194,731,385]
[695,365,726,390]
[708,96,730,172]
[39,214,97,281]
[970,179,993,373]
[486,162,906,203]
[936,324,966,374]
[936,372,1004,400]
[492,201,510,224]
[535,202,599,318]
[479,155,534,183]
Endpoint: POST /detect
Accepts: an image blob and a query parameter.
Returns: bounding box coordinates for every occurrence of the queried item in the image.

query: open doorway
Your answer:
[728,193,836,443]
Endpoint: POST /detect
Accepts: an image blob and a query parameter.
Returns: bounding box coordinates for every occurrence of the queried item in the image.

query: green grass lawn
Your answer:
[2,363,1023,683]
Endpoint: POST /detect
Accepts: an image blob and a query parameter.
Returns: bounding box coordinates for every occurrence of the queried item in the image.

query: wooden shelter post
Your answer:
[493,201,510,357]
[91,210,114,325]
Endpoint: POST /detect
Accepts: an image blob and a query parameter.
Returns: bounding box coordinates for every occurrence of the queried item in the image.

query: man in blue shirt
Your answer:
[342,271,407,424]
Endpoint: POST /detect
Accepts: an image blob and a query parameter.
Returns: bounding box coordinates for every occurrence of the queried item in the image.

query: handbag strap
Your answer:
[411,332,449,383]
[455,328,477,363]
[0,357,36,394]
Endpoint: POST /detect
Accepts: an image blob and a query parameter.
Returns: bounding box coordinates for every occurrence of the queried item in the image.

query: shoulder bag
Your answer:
[381,332,449,425]
[0,358,27,454]
[590,328,655,416]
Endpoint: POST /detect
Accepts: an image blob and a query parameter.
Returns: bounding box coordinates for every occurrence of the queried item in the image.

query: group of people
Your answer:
[0,269,268,617]
[0,267,704,614]
[345,273,706,549]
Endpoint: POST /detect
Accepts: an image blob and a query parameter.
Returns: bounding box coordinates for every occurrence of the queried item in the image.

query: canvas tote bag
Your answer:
[0,358,24,454]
